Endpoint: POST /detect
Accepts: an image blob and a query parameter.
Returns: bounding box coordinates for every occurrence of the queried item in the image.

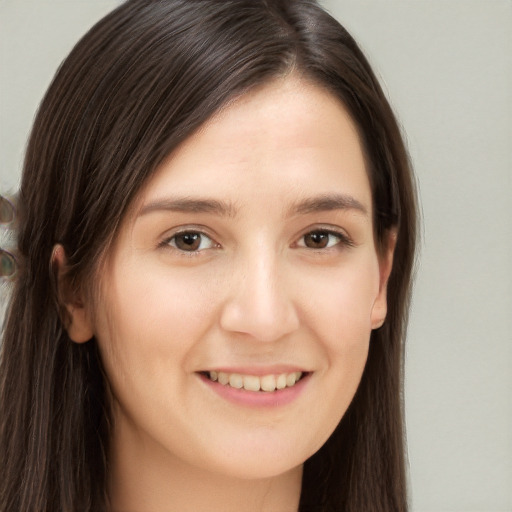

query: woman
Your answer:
[0,0,417,510]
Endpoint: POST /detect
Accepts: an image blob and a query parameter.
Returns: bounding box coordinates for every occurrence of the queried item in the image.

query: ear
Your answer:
[370,230,397,330]
[52,244,94,343]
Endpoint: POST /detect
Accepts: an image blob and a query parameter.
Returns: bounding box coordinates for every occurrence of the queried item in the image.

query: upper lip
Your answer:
[199,365,308,376]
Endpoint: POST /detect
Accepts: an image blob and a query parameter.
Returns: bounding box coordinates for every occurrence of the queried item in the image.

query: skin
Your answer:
[60,75,394,512]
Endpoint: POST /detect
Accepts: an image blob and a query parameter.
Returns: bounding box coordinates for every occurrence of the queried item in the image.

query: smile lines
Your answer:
[204,371,304,392]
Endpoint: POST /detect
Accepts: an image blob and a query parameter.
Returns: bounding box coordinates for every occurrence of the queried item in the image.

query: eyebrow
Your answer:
[287,193,368,217]
[138,197,237,217]
[138,193,368,218]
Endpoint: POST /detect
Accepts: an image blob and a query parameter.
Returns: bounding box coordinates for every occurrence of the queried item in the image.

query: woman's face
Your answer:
[89,76,393,480]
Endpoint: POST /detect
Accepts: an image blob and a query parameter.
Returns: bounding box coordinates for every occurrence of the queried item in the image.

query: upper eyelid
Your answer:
[160,231,219,257]
[296,224,352,240]
[161,225,218,241]
[166,230,215,242]
[295,229,353,248]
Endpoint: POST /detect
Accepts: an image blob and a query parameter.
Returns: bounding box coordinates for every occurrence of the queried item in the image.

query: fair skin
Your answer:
[58,76,394,512]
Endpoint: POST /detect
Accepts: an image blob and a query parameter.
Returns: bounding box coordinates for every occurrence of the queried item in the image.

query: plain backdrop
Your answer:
[0,1,511,511]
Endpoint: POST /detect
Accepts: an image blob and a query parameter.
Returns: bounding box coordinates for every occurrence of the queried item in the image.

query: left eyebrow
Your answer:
[287,193,368,217]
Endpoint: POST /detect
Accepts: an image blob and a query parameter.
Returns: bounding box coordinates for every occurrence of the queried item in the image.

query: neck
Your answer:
[107,414,303,512]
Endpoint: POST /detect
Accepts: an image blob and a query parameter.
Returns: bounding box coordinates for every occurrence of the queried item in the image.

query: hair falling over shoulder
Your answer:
[0,1,417,510]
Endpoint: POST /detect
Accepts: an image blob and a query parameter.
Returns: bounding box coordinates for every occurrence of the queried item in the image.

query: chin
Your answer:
[191,432,312,481]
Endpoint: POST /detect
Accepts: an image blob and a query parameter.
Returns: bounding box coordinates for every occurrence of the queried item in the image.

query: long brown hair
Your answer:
[0,1,417,510]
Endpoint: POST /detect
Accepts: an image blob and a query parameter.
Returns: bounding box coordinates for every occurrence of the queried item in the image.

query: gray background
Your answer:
[1,1,511,510]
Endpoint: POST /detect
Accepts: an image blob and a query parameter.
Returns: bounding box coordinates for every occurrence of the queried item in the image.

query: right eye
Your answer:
[164,231,217,252]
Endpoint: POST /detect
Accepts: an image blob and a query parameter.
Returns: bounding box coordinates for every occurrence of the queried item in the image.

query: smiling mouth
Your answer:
[199,371,307,392]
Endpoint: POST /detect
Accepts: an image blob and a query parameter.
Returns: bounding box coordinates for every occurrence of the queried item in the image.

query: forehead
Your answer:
[134,76,372,220]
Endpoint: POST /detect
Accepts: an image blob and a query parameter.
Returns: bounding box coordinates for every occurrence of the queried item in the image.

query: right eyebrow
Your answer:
[137,197,237,218]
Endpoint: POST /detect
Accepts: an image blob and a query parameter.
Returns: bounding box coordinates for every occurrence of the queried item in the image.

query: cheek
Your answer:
[301,256,378,400]
[301,255,380,349]
[94,260,219,386]
[284,258,379,455]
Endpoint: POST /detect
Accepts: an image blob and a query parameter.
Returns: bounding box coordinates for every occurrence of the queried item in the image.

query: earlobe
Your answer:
[52,244,94,343]
[370,230,397,330]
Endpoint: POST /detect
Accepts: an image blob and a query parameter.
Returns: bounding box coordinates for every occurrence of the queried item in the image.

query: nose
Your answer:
[219,249,300,342]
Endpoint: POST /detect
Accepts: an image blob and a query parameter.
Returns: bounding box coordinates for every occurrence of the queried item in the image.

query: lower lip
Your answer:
[198,373,311,408]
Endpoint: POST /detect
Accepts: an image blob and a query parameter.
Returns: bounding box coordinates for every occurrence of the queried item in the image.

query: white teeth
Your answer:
[243,375,260,392]
[260,374,276,392]
[207,371,303,392]
[276,373,287,390]
[286,373,297,387]
[228,373,243,389]
[218,372,229,385]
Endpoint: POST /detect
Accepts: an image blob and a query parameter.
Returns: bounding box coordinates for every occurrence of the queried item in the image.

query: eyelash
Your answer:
[295,229,354,251]
[160,227,354,256]
[160,229,218,256]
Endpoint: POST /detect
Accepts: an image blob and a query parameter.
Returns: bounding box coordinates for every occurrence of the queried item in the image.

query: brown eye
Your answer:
[299,230,346,249]
[168,232,215,252]
[304,231,330,249]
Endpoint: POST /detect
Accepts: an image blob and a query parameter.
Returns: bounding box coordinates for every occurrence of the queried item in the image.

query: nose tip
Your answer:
[219,260,300,342]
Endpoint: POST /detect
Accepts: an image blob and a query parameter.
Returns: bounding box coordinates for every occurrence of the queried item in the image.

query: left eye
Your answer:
[297,230,346,249]
[166,231,216,252]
